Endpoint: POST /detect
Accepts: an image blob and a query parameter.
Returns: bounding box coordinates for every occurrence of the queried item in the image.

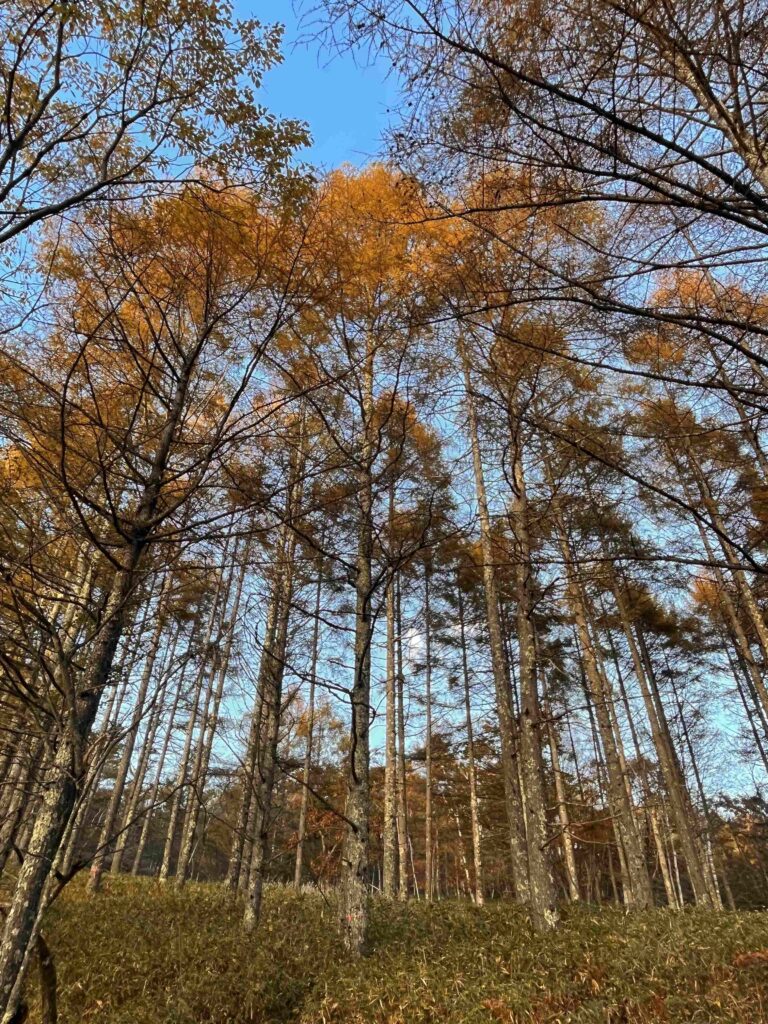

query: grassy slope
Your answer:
[27,878,768,1023]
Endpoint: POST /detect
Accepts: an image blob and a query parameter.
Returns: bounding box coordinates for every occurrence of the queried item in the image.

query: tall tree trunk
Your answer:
[507,443,558,929]
[244,432,305,930]
[294,566,323,889]
[225,585,279,893]
[131,651,189,876]
[457,585,484,905]
[339,348,374,955]
[158,586,225,885]
[382,548,398,897]
[88,575,171,893]
[395,575,409,901]
[110,621,183,875]
[423,560,434,902]
[461,353,530,905]
[612,577,717,906]
[544,701,580,902]
[177,535,246,886]
[553,515,653,908]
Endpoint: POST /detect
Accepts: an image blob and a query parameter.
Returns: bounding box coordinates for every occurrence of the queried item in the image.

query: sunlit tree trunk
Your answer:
[225,582,279,893]
[159,578,228,885]
[612,577,718,907]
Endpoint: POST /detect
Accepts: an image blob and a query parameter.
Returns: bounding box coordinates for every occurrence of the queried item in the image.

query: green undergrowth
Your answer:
[25,878,768,1023]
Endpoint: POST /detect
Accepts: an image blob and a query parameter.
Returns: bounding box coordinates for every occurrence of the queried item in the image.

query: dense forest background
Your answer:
[2,1,768,1022]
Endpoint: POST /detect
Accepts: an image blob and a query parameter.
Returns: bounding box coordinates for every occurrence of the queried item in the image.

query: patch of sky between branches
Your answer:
[236,1,398,170]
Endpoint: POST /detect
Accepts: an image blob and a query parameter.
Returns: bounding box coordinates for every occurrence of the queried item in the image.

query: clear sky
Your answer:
[238,1,397,169]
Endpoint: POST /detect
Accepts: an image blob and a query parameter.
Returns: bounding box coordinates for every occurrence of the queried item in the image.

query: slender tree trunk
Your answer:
[158,588,224,885]
[294,566,323,889]
[614,584,717,906]
[177,536,246,887]
[382,549,398,897]
[131,651,189,876]
[88,576,171,893]
[457,585,484,906]
[110,620,183,875]
[461,353,530,905]
[554,515,652,908]
[508,444,558,929]
[244,436,304,930]
[649,803,679,908]
[395,576,409,901]
[225,582,280,893]
[544,702,579,902]
[423,560,434,902]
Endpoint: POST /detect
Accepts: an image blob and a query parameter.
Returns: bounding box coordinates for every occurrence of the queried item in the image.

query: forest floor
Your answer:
[23,877,768,1023]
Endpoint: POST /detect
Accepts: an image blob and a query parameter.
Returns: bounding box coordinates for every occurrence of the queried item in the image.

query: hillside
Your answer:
[25,879,768,1024]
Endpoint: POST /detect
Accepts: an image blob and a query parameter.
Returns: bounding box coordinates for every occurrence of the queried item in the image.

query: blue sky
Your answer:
[239,1,397,169]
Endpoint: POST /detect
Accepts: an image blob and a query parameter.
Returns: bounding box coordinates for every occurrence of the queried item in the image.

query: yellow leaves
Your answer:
[625,329,687,369]
[490,314,568,389]
[0,445,36,488]
[690,576,725,619]
[302,164,440,315]
[651,269,768,327]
